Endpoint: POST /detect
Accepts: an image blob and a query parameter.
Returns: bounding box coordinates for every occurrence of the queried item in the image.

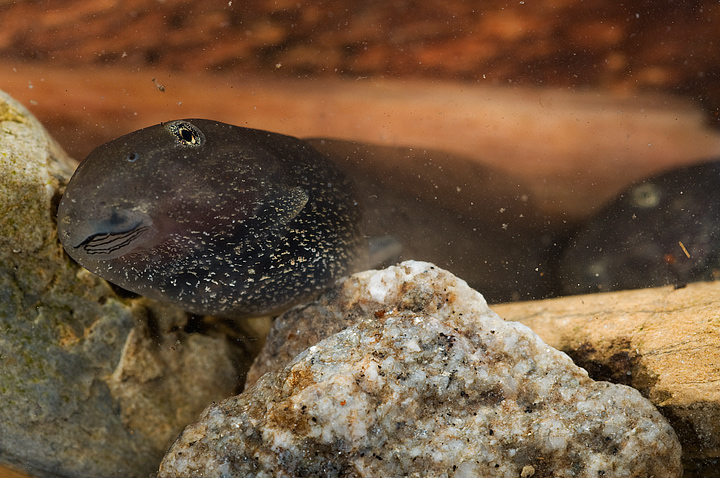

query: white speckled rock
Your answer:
[159,261,682,478]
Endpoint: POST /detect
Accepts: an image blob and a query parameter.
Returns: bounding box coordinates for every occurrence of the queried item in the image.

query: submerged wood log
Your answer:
[4,63,720,220]
[493,282,720,474]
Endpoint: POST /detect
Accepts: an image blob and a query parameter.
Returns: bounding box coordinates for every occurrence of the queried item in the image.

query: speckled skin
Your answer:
[560,160,720,294]
[57,119,365,317]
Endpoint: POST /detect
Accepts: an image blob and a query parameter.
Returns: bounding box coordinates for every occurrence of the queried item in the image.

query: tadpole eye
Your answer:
[126,152,139,162]
[166,120,205,147]
[630,183,661,208]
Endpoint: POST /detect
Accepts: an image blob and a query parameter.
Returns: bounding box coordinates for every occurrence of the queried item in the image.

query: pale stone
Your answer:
[159,261,681,477]
[493,282,720,476]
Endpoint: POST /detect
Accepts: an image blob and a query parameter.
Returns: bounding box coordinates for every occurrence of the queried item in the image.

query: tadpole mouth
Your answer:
[75,224,149,255]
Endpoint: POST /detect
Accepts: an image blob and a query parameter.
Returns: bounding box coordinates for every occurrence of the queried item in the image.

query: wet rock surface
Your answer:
[0,90,240,478]
[494,282,720,476]
[160,261,681,477]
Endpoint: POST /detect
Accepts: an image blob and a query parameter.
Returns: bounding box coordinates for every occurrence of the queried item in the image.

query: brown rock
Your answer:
[0,89,241,478]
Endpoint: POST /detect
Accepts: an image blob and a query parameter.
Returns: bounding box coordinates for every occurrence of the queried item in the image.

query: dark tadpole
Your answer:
[559,160,720,295]
[57,119,569,319]
[57,120,365,318]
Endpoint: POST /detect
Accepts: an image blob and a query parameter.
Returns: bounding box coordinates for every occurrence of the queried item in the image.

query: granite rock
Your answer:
[0,90,239,478]
[493,282,720,476]
[159,261,682,477]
